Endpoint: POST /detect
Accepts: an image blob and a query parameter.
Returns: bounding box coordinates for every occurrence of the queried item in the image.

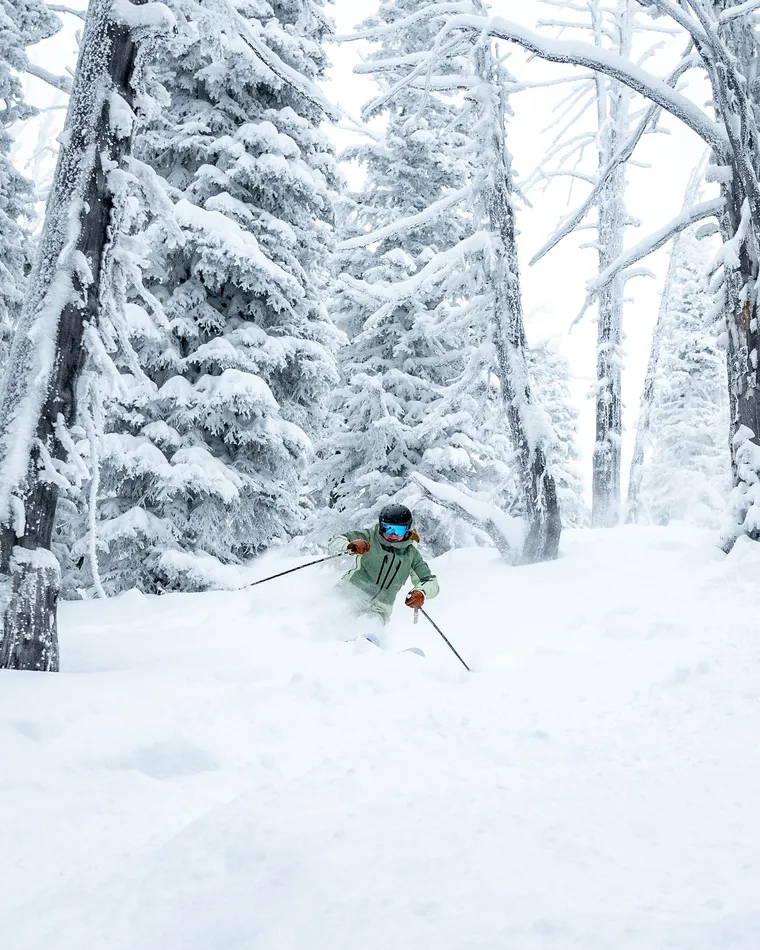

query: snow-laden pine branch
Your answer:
[338,186,473,251]
[341,232,492,317]
[220,0,339,121]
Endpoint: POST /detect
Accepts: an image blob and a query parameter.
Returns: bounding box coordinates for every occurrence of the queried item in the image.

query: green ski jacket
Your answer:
[328,526,440,623]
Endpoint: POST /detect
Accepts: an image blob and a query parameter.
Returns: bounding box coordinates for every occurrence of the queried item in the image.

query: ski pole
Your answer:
[420,608,471,672]
[242,553,347,590]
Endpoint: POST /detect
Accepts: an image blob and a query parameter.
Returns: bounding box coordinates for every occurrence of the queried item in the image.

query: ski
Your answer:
[350,636,425,657]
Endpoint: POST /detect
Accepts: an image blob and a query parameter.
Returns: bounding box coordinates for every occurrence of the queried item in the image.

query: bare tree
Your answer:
[530,1,634,526]
[0,0,174,671]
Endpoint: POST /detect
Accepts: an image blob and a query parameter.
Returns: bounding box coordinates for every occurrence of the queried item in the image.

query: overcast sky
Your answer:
[19,0,706,499]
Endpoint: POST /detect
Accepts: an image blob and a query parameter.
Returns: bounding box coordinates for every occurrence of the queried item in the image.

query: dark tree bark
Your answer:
[693,9,760,546]
[0,0,161,671]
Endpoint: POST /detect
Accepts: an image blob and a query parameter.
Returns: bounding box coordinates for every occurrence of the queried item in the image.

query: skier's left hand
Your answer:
[405,590,425,610]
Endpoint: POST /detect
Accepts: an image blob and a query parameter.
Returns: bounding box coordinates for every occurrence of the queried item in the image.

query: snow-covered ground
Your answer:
[2,524,760,949]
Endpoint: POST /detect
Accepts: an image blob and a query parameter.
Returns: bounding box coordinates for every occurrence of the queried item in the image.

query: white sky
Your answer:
[18,0,707,500]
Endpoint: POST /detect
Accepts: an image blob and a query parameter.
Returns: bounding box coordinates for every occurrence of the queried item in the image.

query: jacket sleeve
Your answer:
[410,547,440,599]
[328,529,371,555]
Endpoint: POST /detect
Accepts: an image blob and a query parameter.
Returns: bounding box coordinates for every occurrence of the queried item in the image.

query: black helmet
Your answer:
[379,504,413,529]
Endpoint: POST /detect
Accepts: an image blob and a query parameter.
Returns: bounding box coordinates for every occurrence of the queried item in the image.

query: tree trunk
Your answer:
[698,11,760,547]
[0,549,60,670]
[592,183,624,529]
[590,0,631,529]
[0,0,150,670]
[486,81,562,563]
[720,178,760,545]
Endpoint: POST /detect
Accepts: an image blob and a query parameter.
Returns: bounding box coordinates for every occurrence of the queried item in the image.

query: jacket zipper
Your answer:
[376,555,388,586]
[380,554,395,589]
[384,559,402,591]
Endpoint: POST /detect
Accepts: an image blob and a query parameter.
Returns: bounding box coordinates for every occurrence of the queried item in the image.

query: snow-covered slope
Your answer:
[2,525,759,949]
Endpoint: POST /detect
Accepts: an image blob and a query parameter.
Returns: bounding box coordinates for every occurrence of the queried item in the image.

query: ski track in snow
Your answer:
[2,524,760,949]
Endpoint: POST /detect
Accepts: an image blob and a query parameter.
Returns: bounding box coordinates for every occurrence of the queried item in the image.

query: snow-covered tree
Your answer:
[530,0,680,528]
[0,0,175,671]
[632,224,730,527]
[0,0,60,367]
[529,339,588,528]
[627,158,708,521]
[422,1,760,548]
[89,0,341,594]
[342,1,562,563]
[316,0,515,554]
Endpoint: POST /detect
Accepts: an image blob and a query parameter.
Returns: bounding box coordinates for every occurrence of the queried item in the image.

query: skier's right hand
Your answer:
[347,539,370,555]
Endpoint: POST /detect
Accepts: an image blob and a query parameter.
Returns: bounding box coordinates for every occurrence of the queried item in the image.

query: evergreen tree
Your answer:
[637,226,730,528]
[0,0,59,366]
[338,1,562,562]
[89,0,341,593]
[316,0,514,553]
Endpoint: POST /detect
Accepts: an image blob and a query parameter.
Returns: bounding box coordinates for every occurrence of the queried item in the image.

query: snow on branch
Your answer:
[335,2,471,43]
[338,186,472,251]
[335,116,383,142]
[361,47,464,120]
[226,2,339,121]
[111,0,176,32]
[354,51,433,73]
[530,54,695,266]
[25,63,73,94]
[46,4,86,19]
[718,0,760,23]
[412,473,525,561]
[636,0,711,43]
[440,14,727,153]
[341,232,491,316]
[576,197,725,319]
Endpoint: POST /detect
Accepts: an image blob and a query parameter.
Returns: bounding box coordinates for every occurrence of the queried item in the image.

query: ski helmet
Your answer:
[379,504,413,530]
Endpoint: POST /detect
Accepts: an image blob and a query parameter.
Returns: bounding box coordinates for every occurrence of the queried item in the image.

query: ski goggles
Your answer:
[380,523,409,538]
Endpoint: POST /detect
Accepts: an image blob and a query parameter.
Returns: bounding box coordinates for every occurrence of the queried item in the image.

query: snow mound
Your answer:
[1,524,759,949]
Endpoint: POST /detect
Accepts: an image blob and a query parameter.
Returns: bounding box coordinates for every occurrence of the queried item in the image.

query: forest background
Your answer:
[15,0,707,501]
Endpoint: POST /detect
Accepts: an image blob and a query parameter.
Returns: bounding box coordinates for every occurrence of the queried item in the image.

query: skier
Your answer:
[328,504,439,631]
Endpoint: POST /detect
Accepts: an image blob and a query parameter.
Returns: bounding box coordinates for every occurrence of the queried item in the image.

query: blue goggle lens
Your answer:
[381,523,408,538]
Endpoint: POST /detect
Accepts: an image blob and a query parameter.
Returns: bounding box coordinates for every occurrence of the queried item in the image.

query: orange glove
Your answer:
[347,539,370,555]
[405,590,425,610]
